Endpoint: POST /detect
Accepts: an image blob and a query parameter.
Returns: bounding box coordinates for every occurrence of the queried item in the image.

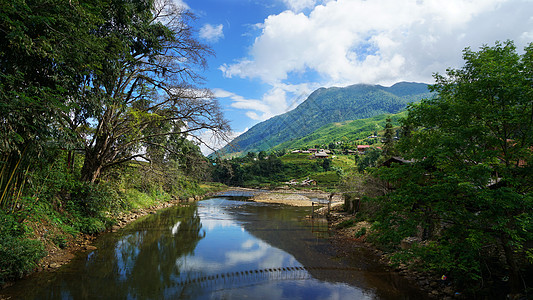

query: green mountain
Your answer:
[217,82,432,156]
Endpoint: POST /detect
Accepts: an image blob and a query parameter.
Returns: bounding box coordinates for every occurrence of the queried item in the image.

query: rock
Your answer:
[400,237,421,250]
[418,279,429,286]
[443,286,454,295]
[49,263,61,269]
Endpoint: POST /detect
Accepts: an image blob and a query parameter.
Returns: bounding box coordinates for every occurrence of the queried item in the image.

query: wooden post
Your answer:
[328,193,332,215]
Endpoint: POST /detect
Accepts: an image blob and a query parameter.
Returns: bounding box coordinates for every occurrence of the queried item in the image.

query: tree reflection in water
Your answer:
[1,198,429,300]
[14,205,204,299]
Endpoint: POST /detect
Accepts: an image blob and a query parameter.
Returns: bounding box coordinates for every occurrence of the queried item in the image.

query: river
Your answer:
[1,196,428,299]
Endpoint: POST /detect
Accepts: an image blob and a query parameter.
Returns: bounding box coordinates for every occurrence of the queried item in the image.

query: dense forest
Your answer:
[0,0,228,284]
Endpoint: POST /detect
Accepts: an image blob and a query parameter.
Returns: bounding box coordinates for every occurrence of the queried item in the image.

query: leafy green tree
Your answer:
[75,0,229,182]
[372,41,532,296]
[0,0,91,152]
[322,158,332,171]
[0,0,104,208]
[258,151,267,160]
[382,117,396,157]
[245,152,257,162]
[357,148,382,172]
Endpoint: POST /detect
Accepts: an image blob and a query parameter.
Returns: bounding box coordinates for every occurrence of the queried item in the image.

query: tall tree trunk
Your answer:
[80,148,103,183]
[81,120,113,183]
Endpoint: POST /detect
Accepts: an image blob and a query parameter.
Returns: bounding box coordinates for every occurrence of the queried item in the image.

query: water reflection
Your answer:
[1,197,427,300]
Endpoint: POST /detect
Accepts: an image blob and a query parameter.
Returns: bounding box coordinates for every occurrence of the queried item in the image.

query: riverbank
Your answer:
[1,191,214,291]
[33,198,189,274]
[325,206,460,300]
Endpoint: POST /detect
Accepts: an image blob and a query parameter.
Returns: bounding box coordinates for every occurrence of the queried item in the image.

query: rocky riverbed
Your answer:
[221,187,344,207]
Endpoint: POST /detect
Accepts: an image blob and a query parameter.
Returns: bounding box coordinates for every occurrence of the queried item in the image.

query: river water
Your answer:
[1,196,428,299]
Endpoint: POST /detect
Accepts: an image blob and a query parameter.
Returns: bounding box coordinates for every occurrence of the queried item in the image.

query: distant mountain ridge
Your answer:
[216,82,432,156]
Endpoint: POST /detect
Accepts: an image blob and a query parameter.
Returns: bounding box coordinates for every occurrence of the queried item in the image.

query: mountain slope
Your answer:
[271,111,407,151]
[217,82,432,156]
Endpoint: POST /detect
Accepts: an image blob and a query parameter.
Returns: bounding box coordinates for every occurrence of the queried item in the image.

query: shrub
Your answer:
[336,219,355,229]
[0,235,46,284]
[74,217,106,235]
[355,227,367,238]
[69,182,117,218]
[49,234,68,249]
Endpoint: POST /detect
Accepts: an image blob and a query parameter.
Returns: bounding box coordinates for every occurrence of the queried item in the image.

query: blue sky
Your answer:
[175,0,533,153]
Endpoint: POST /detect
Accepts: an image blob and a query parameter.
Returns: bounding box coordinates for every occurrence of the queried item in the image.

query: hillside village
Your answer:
[291,144,383,158]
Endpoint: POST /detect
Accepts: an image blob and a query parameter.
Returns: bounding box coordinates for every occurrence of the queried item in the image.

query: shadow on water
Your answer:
[1,197,429,299]
[224,199,429,300]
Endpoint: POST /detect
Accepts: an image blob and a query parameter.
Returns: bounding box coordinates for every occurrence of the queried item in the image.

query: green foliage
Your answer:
[369,41,533,295]
[390,240,483,285]
[336,219,355,229]
[0,0,229,285]
[357,148,383,172]
[0,0,97,155]
[274,111,406,153]
[211,151,343,188]
[0,209,26,238]
[311,171,340,185]
[354,227,367,238]
[0,209,45,284]
[0,235,46,284]
[322,158,332,171]
[77,1,228,183]
[49,234,68,249]
[69,182,116,218]
[382,117,397,156]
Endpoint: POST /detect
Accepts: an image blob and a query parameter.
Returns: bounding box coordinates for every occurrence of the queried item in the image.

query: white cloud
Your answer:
[281,0,336,12]
[200,23,224,43]
[214,83,316,123]
[282,0,317,12]
[222,0,532,88]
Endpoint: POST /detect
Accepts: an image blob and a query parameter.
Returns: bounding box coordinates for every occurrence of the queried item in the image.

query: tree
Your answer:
[322,158,332,171]
[382,117,396,156]
[357,148,382,172]
[372,41,532,296]
[258,151,267,160]
[74,0,229,182]
[0,0,104,208]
